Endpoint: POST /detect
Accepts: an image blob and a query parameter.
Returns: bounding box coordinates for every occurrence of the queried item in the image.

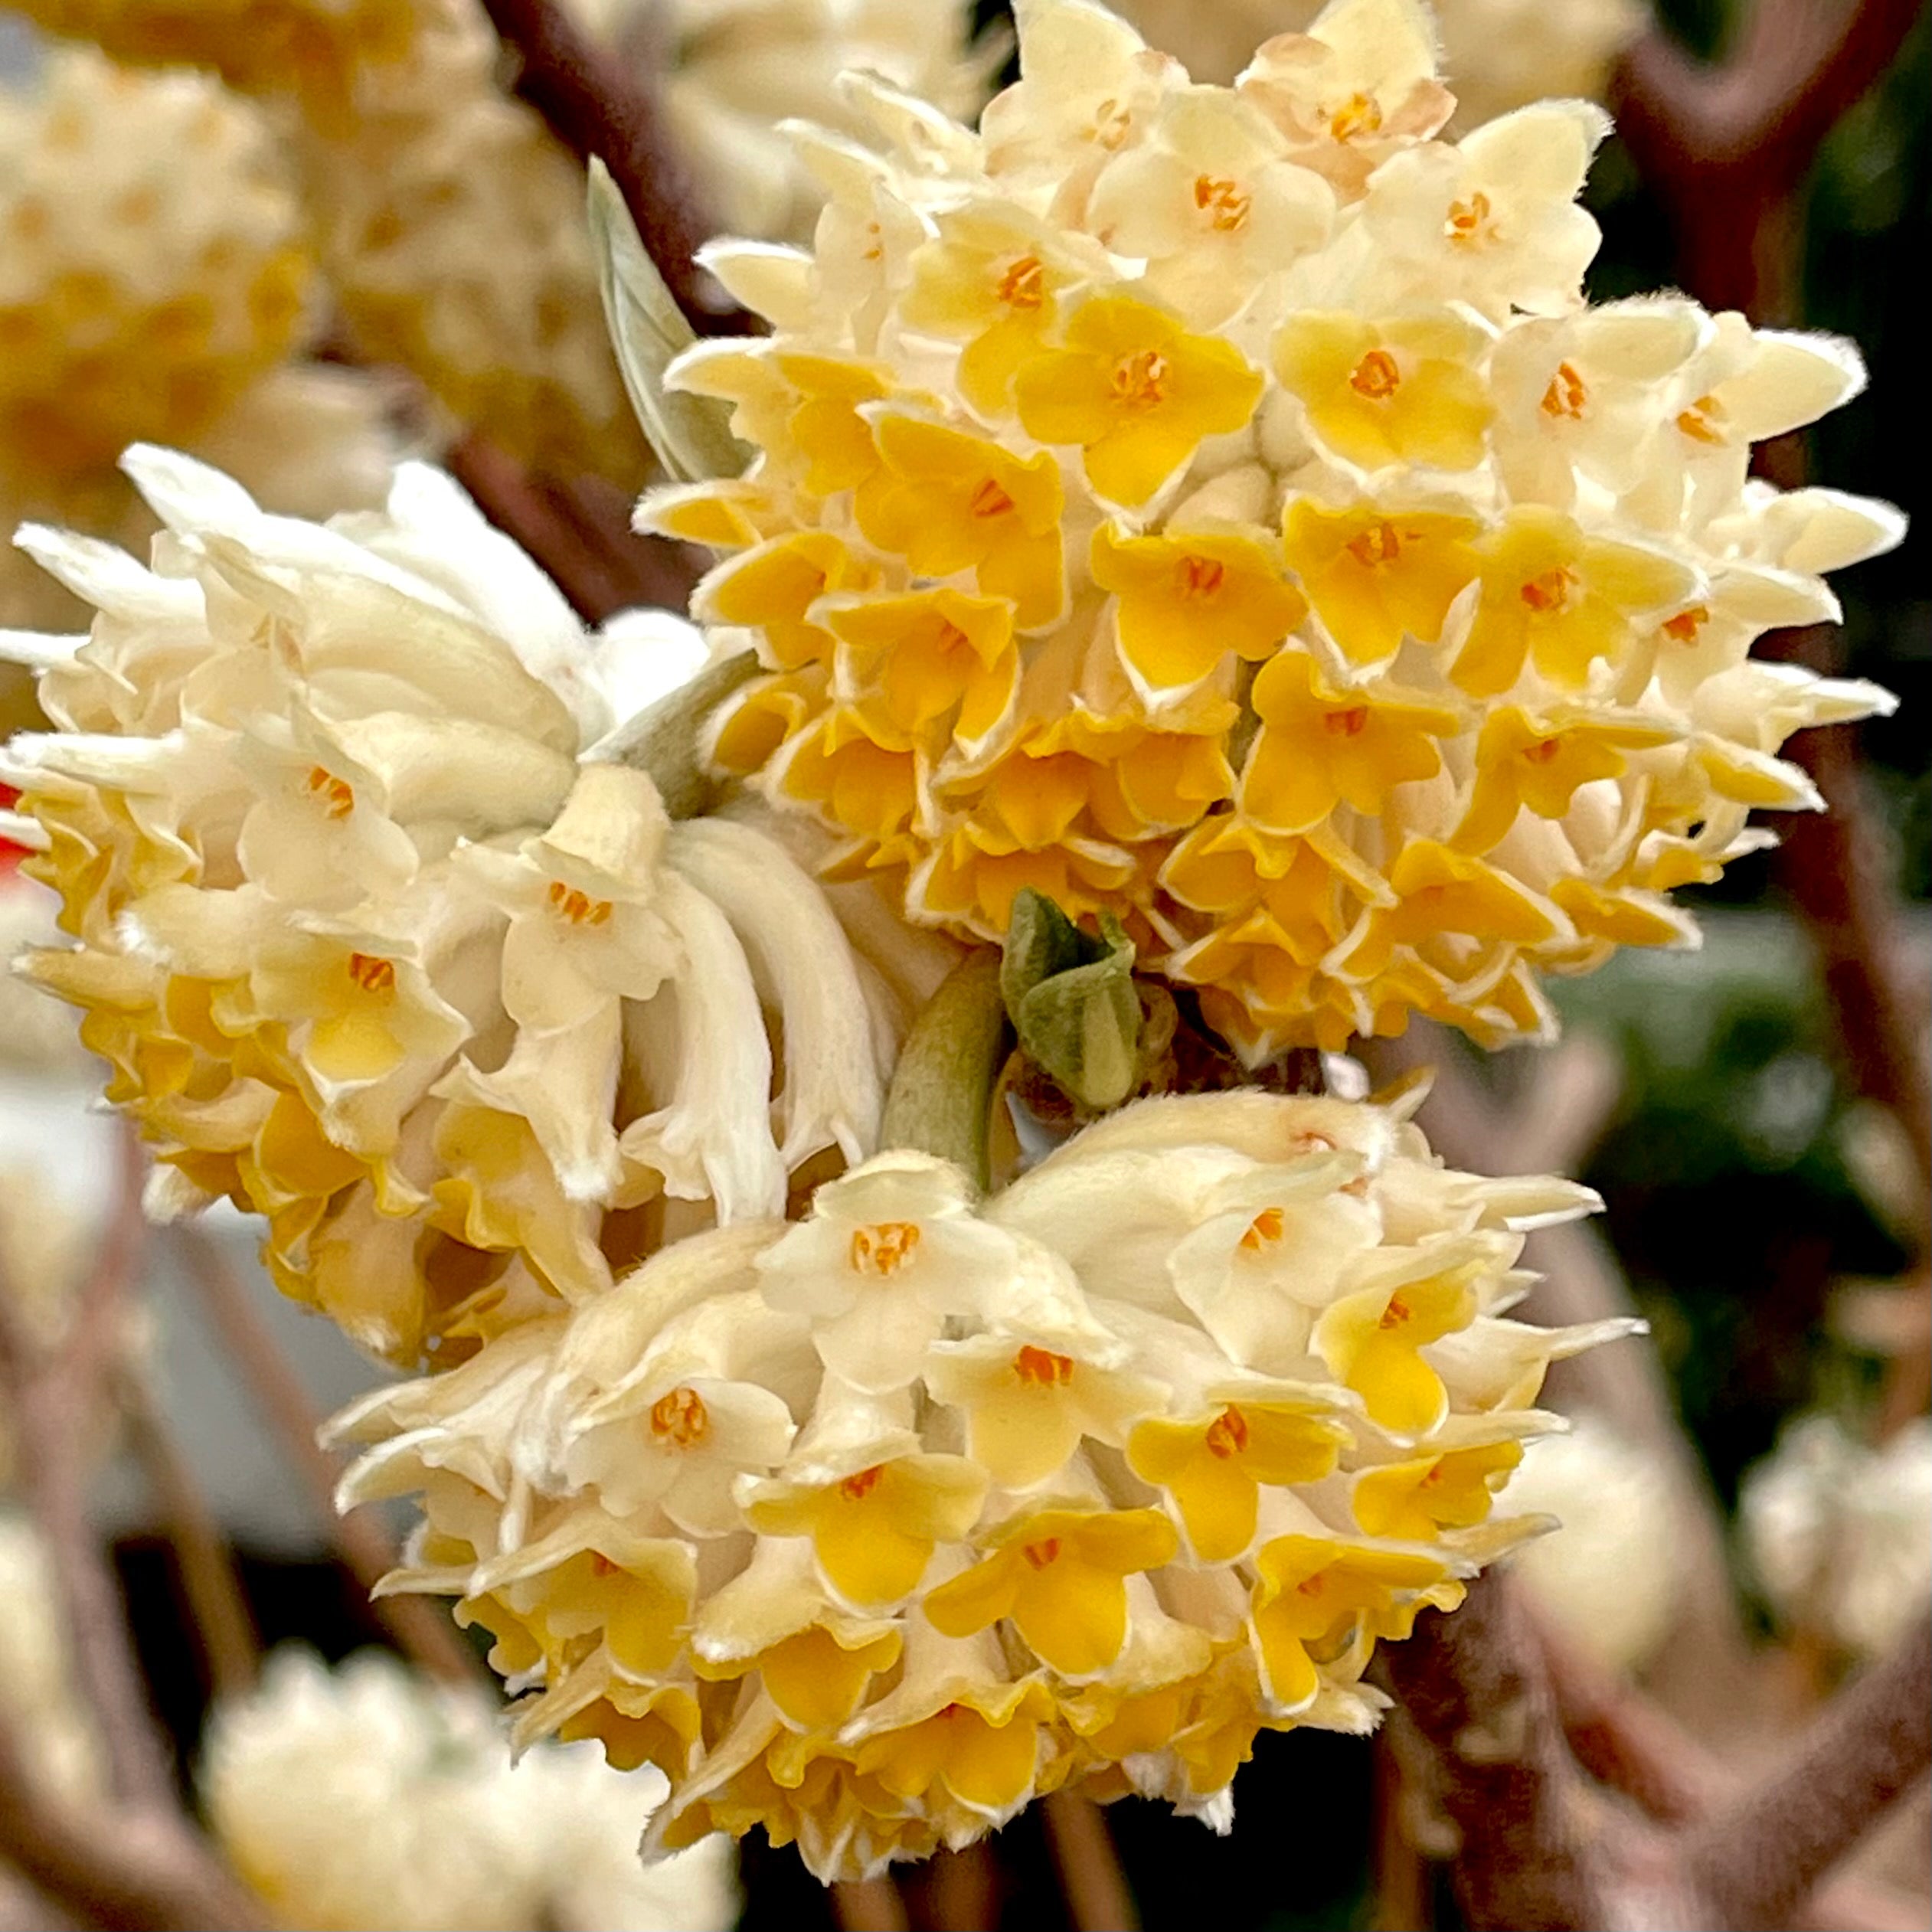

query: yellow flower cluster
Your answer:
[0,43,396,629]
[4,0,426,122]
[334,1086,1621,1881]
[649,0,1901,1056]
[0,450,892,1368]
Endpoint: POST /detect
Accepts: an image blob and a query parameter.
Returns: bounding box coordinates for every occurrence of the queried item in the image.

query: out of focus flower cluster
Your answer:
[9,0,998,489]
[0,450,893,1368]
[0,1509,103,1807]
[200,1646,739,1931]
[1741,1414,1932,1659]
[649,0,1900,1057]
[332,1085,1624,1880]
[0,41,395,627]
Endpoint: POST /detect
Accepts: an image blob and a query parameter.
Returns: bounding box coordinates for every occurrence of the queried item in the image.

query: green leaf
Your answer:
[1002,892,1142,1112]
[586,159,750,484]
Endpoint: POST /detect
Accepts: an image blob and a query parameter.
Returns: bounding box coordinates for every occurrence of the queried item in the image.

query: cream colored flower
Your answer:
[653,0,1896,1060]
[2,451,888,1364]
[198,1645,739,1932]
[338,1087,1623,1881]
[1741,1416,1932,1659]
[0,1509,105,1807]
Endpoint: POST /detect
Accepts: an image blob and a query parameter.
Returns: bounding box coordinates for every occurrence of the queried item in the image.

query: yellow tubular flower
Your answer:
[652,0,1893,1051]
[332,1090,1626,1881]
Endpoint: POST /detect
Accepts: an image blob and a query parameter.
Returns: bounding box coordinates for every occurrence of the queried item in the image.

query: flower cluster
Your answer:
[0,449,891,1366]
[648,0,1901,1057]
[332,1086,1626,1880]
[200,1646,739,1931]
[1741,1414,1932,1659]
[0,42,395,629]
[1111,0,1647,132]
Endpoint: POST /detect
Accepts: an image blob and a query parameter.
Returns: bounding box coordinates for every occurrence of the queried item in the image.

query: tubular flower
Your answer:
[0,450,888,1367]
[649,0,1900,1058]
[0,44,396,629]
[331,1087,1630,1881]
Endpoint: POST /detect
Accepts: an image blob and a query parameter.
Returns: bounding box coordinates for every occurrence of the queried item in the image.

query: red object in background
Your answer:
[0,783,26,874]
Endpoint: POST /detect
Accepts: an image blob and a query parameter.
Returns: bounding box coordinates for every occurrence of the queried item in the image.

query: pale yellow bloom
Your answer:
[336,1087,1619,1880]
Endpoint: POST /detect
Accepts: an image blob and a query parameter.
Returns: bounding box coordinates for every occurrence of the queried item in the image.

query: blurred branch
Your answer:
[476,0,756,335]
[832,1877,910,1932]
[1613,0,1927,313]
[0,1128,173,1811]
[0,1128,266,1931]
[170,1225,482,1688]
[1041,1792,1140,1932]
[118,1374,260,1706]
[1383,1574,1932,1930]
[447,431,702,623]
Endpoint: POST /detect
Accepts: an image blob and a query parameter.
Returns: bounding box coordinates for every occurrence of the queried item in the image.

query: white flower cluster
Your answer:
[0,42,395,627]
[1111,0,1646,131]
[0,449,891,1365]
[1741,1415,1932,1659]
[332,1086,1626,1880]
[199,1646,739,1932]
[650,0,1900,1057]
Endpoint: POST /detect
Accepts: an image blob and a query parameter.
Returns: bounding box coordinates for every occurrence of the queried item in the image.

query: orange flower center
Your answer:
[970,476,1015,518]
[1194,174,1252,232]
[839,1464,885,1501]
[1111,349,1171,409]
[1379,1293,1413,1331]
[1022,1538,1063,1571]
[1540,361,1588,420]
[998,254,1045,310]
[649,1385,709,1447]
[1345,521,1403,567]
[1523,737,1562,764]
[548,880,614,926]
[1329,91,1383,142]
[1325,706,1370,737]
[1675,394,1727,445]
[1662,604,1710,642]
[1205,1406,1250,1459]
[1241,1206,1286,1252]
[305,766,355,819]
[1520,565,1579,616]
[1015,1345,1076,1387]
[1178,554,1226,598]
[850,1221,921,1275]
[347,952,394,993]
[1444,191,1490,242]
[1348,348,1401,400]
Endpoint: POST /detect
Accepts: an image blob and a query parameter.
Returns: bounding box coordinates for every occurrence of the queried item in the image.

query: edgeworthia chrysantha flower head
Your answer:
[198,1645,739,1930]
[633,0,1900,1060]
[0,449,889,1366]
[328,1084,1626,1880]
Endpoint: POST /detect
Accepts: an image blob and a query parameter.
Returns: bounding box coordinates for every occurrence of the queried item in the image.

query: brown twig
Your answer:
[1041,1792,1139,1932]
[1684,1618,1932,1929]
[0,1129,174,1813]
[118,1374,260,1706]
[475,0,755,335]
[169,1224,482,1688]
[832,1877,910,1932]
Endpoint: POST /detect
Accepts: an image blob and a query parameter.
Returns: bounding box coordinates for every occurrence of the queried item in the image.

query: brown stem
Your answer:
[447,431,700,624]
[119,1374,261,1705]
[832,1877,910,1932]
[169,1225,482,1688]
[0,1130,176,1813]
[1683,1620,1932,1929]
[1041,1792,1139,1932]
[474,0,755,335]
[0,1724,263,1932]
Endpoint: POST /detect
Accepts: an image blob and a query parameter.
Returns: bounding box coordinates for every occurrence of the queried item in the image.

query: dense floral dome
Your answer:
[645,0,1900,1058]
